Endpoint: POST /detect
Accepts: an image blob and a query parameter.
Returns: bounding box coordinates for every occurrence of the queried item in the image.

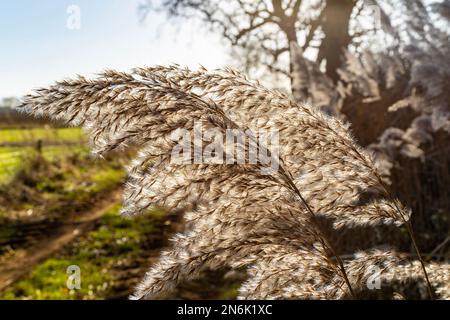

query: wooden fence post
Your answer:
[36,139,43,155]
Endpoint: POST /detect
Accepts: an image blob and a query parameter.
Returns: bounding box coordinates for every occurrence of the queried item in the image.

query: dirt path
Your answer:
[0,194,242,299]
[0,190,121,292]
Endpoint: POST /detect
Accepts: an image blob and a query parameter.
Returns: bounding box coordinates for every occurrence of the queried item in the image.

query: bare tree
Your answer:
[140,0,358,84]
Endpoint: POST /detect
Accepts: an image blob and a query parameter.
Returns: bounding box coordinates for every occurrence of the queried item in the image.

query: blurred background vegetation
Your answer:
[0,0,449,299]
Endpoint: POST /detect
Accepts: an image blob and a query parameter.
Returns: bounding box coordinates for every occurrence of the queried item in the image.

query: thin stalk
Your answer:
[322,237,356,299]
[387,189,434,299]
[405,221,434,299]
[280,168,356,299]
[349,146,434,299]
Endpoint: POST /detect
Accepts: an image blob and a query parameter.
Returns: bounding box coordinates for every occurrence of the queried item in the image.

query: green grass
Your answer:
[0,146,89,184]
[89,168,126,193]
[0,149,21,176]
[0,127,87,183]
[0,152,127,259]
[0,147,21,154]
[219,283,240,300]
[0,148,124,210]
[1,259,112,300]
[29,154,125,206]
[0,127,143,300]
[1,206,165,300]
[0,128,84,144]
[60,165,126,205]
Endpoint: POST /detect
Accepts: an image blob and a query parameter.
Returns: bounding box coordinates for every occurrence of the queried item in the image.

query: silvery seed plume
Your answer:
[20,66,410,229]
[384,260,450,300]
[240,248,449,300]
[239,248,402,299]
[238,245,340,299]
[330,249,405,299]
[129,162,328,299]
[19,71,353,300]
[325,250,449,300]
[124,111,351,299]
[128,65,411,229]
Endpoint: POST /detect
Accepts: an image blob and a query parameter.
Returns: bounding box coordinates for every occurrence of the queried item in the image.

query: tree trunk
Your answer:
[318,0,356,83]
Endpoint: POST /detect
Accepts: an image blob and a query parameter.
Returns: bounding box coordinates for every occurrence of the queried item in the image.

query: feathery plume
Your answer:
[129,65,412,229]
[20,69,355,299]
[240,249,450,300]
[19,66,438,299]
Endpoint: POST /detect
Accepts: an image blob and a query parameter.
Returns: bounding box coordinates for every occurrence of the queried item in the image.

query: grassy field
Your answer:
[0,127,87,183]
[0,146,89,183]
[0,128,84,145]
[0,153,126,248]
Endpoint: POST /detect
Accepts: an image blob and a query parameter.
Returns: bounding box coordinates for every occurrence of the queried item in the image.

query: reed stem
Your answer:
[280,168,356,298]
[405,221,434,299]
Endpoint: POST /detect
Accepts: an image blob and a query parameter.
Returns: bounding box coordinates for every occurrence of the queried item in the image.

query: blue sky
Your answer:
[0,0,228,99]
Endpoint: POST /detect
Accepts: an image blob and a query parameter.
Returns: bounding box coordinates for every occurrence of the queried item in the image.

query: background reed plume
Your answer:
[20,66,449,299]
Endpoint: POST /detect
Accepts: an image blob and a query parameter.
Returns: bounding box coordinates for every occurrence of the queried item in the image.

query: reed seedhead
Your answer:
[20,65,447,299]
